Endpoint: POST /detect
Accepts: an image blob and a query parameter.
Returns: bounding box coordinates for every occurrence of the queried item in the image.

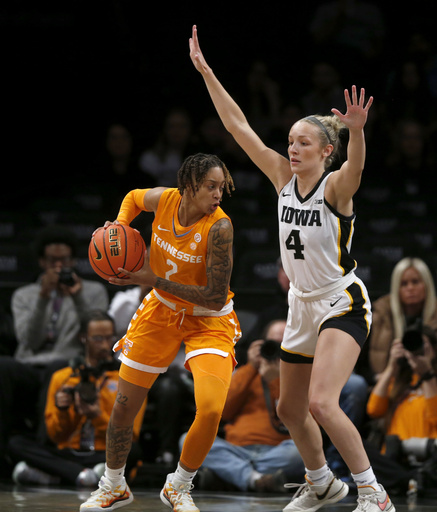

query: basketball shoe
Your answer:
[353,484,395,512]
[79,475,133,511]
[12,461,61,486]
[283,474,349,511]
[160,473,199,512]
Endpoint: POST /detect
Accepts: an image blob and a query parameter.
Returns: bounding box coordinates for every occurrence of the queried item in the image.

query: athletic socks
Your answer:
[173,463,197,484]
[306,463,380,493]
[351,466,378,489]
[305,463,332,486]
[104,464,126,486]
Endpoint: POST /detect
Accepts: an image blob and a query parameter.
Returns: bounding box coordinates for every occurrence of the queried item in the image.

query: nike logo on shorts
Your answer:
[330,298,341,307]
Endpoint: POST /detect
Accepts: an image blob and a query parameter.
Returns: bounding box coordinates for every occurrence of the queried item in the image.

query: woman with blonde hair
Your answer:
[189,24,395,512]
[368,257,437,380]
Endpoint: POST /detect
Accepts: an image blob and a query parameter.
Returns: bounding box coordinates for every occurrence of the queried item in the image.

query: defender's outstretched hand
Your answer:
[189,25,210,75]
[331,85,373,131]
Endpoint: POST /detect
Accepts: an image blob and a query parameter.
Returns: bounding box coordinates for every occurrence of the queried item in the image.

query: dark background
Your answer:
[2,1,435,196]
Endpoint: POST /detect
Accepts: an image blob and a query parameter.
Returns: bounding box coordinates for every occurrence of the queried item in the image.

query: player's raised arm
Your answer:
[328,86,373,209]
[189,25,291,193]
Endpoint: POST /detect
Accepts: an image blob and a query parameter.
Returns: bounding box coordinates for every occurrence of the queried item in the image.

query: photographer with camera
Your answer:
[365,323,437,495]
[0,225,109,476]
[362,257,437,385]
[8,310,145,487]
[182,319,305,493]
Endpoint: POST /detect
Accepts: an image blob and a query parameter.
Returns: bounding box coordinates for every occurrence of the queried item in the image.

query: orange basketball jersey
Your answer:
[149,188,235,314]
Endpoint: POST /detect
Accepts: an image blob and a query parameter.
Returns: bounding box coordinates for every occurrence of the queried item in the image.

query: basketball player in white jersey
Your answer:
[189,25,395,512]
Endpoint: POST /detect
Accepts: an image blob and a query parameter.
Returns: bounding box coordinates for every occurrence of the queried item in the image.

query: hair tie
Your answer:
[304,116,332,144]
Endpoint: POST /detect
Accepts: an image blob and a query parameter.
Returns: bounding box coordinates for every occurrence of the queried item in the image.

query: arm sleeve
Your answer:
[116,189,150,225]
[367,392,389,418]
[45,371,82,445]
[11,288,50,352]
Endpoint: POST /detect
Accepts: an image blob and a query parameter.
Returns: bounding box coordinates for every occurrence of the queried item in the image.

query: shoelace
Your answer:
[90,479,121,499]
[283,482,310,500]
[172,482,196,506]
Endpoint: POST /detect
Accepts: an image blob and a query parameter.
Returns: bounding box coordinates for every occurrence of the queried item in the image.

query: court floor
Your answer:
[0,482,434,512]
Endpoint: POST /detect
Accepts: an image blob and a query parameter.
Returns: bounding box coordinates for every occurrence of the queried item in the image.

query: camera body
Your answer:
[67,358,120,405]
[402,318,423,353]
[259,339,281,361]
[58,267,76,287]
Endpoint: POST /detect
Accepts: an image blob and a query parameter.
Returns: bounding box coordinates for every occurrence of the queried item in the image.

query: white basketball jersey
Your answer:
[278,171,357,293]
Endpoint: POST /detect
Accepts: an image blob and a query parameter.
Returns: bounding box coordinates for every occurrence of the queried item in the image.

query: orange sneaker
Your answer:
[79,475,133,511]
[160,474,199,512]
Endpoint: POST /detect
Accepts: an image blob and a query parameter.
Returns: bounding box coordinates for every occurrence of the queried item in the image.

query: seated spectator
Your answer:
[0,225,109,471]
[366,257,437,383]
[8,310,145,487]
[108,285,151,340]
[366,324,437,494]
[181,319,305,493]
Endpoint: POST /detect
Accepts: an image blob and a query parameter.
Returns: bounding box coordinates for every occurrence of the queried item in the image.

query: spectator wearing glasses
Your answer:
[0,225,109,475]
[8,310,145,487]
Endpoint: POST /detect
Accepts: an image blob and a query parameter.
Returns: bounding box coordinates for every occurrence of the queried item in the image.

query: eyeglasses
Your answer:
[44,256,74,266]
[88,335,117,343]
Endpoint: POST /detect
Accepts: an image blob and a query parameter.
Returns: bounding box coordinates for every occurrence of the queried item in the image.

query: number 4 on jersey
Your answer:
[285,229,304,259]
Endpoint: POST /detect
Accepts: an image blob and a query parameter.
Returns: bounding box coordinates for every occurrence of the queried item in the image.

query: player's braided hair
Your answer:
[177,153,235,196]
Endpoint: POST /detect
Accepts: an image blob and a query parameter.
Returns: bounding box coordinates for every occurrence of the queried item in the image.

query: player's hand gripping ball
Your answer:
[88,224,146,281]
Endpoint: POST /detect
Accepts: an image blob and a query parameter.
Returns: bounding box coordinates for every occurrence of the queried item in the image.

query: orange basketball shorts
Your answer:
[113,291,241,388]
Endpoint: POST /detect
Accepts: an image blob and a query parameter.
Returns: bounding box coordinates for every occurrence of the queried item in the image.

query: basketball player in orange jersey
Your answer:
[80,153,241,512]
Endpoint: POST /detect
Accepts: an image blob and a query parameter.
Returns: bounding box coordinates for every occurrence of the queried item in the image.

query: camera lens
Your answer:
[402,329,423,352]
[76,381,98,404]
[402,318,423,352]
[260,339,281,361]
[59,268,75,287]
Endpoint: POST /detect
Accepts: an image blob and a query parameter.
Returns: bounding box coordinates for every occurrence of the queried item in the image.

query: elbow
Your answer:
[206,292,228,311]
[208,299,227,312]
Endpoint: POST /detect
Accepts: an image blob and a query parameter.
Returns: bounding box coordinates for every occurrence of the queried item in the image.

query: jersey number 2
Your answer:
[165,259,178,280]
[285,229,304,259]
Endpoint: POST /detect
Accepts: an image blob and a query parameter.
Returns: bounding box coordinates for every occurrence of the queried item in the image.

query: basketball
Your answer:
[88,224,146,281]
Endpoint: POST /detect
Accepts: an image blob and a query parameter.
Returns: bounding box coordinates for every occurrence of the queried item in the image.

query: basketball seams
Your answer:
[103,227,120,278]
[88,237,113,279]
[120,224,128,275]
[88,224,145,281]
[130,233,145,272]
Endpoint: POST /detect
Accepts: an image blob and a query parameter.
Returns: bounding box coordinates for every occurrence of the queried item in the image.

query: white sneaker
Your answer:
[353,484,395,512]
[160,473,199,512]
[12,461,60,486]
[79,475,133,511]
[283,475,349,512]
